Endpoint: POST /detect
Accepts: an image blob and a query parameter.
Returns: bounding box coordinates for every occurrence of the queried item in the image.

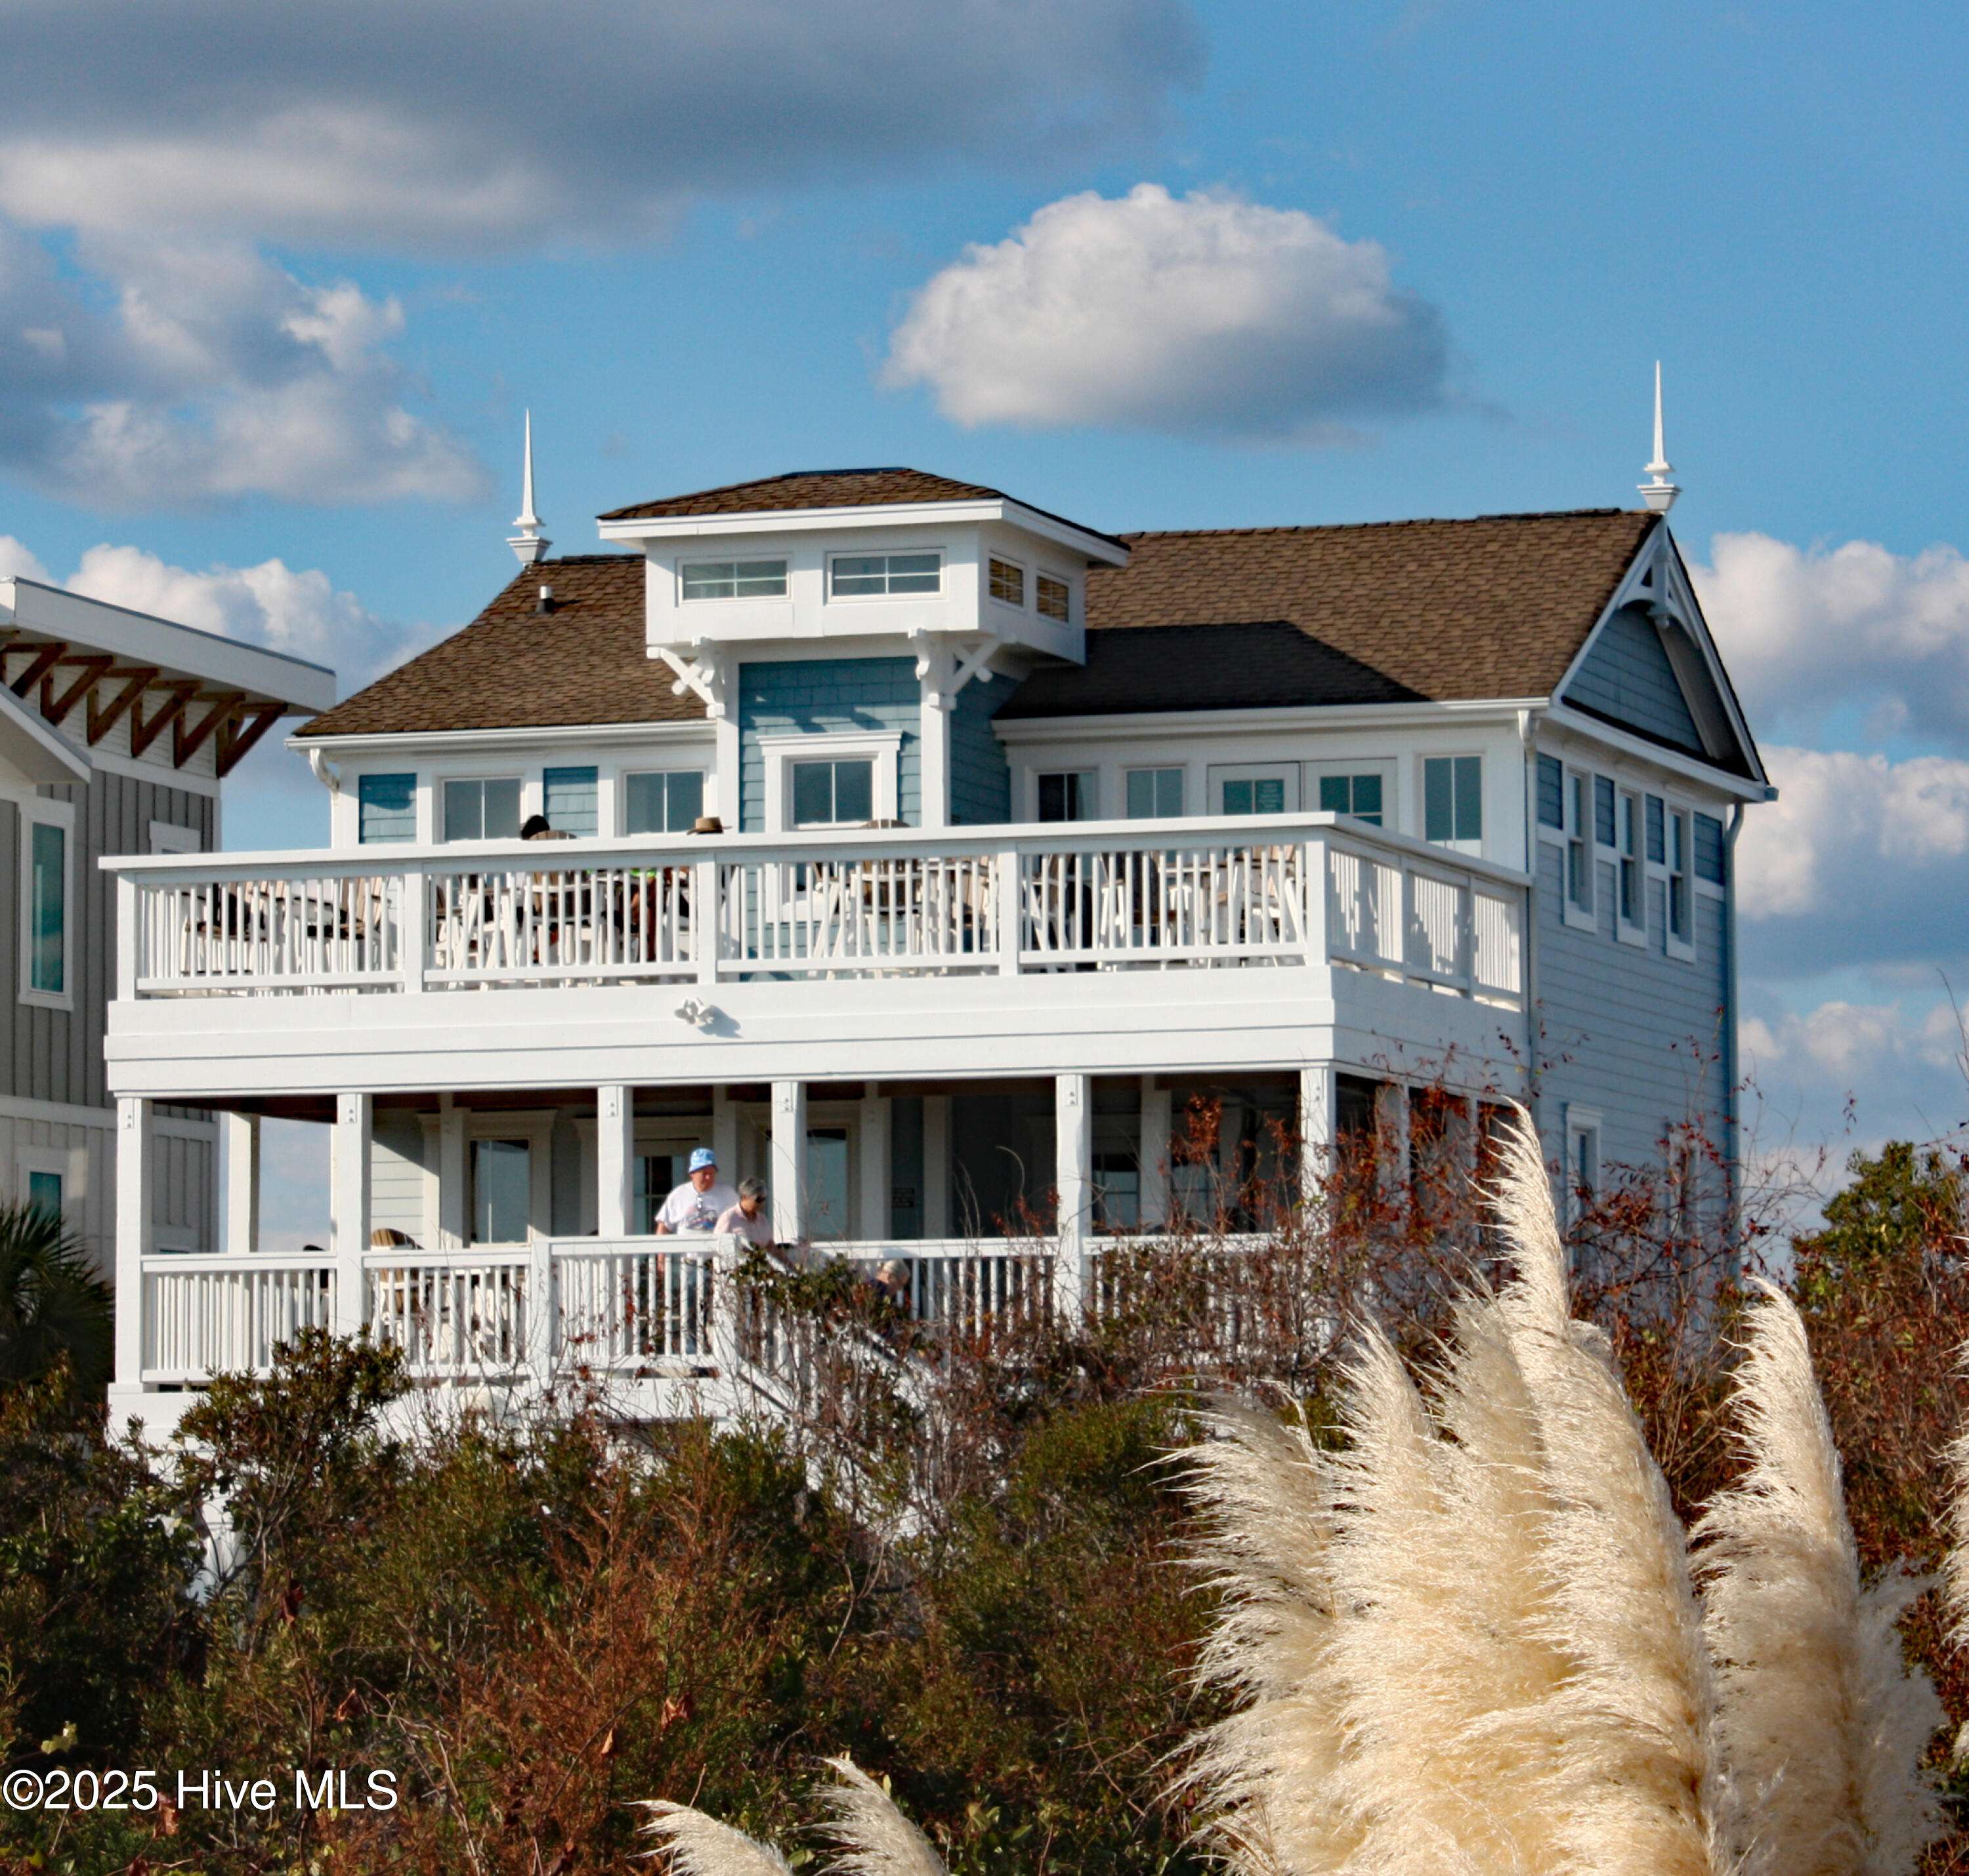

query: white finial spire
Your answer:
[1638,360,1680,513]
[508,409,551,564]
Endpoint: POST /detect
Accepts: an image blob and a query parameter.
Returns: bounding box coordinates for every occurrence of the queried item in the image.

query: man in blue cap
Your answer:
[652,1146,740,1234]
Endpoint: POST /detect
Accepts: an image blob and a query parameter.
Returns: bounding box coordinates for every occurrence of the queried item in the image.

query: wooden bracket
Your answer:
[7,640,65,698]
[41,655,114,728]
[87,667,160,745]
[174,692,245,768]
[128,681,198,759]
[215,703,286,778]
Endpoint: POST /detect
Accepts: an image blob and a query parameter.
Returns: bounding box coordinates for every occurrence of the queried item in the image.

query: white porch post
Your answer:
[596,1084,633,1239]
[114,1096,153,1388]
[1055,1073,1092,1325]
[224,1111,260,1254]
[858,1084,890,1242]
[712,1085,738,1181]
[1138,1075,1171,1230]
[437,1098,467,1249]
[771,1079,806,1243]
[1376,1081,1411,1200]
[1298,1066,1337,1214]
[330,1093,372,1337]
[923,1094,951,1238]
[918,646,951,831]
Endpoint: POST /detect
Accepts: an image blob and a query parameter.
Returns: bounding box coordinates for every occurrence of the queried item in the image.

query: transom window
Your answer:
[1422,755,1482,852]
[1038,770,1096,822]
[988,558,1025,606]
[357,772,416,844]
[792,759,875,827]
[1126,767,1184,818]
[1036,573,1070,623]
[830,552,941,597]
[443,776,522,842]
[1317,771,1385,826]
[680,558,787,600]
[625,769,705,834]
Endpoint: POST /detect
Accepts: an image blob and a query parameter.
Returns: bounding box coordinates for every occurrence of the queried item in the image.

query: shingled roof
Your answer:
[597,466,1128,549]
[999,509,1660,719]
[296,556,695,740]
[299,504,1662,741]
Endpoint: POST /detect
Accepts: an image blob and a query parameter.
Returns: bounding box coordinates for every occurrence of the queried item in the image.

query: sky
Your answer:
[1,0,1964,1219]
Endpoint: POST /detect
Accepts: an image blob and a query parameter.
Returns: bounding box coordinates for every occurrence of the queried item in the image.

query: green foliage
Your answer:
[0,1199,112,1394]
[1794,1140,1966,1310]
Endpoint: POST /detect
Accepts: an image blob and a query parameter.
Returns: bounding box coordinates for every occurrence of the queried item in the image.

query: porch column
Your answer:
[330,1092,372,1337]
[711,1085,739,1182]
[1055,1073,1092,1324]
[858,1084,891,1241]
[224,1111,260,1254]
[1375,1081,1411,1201]
[596,1084,633,1239]
[436,1098,467,1249]
[923,1094,951,1238]
[771,1079,806,1243]
[113,1097,153,1388]
[1298,1066,1337,1214]
[1138,1075,1171,1229]
[918,652,952,831]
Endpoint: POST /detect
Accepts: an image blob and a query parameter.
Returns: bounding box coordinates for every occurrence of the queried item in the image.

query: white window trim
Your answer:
[15,1142,83,1227]
[1208,762,1302,815]
[438,771,527,844]
[826,549,945,604]
[1418,751,1485,857]
[1033,766,1100,821]
[759,730,902,833]
[1034,568,1074,625]
[1561,767,1597,932]
[1563,1105,1603,1226]
[1309,757,1396,828]
[621,765,709,837]
[677,556,790,603]
[1664,804,1697,963]
[1122,764,1186,819]
[18,794,75,1012]
[463,1110,555,1247]
[1615,785,1647,949]
[148,818,201,856]
[987,553,1029,614]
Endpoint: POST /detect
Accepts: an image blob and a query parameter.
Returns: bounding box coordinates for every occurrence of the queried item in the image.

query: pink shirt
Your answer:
[713,1202,773,1245]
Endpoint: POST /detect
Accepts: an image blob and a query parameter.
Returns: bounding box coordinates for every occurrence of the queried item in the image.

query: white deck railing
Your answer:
[107,815,1527,1009]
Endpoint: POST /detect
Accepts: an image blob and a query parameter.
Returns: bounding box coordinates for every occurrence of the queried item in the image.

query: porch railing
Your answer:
[107,815,1527,1009]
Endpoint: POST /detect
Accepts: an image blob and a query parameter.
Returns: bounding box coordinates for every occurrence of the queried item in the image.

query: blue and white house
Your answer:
[101,428,1771,1427]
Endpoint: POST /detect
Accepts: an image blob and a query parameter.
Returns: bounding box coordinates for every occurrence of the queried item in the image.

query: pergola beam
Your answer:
[174,691,245,767]
[7,640,66,698]
[41,655,115,727]
[215,702,286,778]
[87,667,159,745]
[128,681,198,759]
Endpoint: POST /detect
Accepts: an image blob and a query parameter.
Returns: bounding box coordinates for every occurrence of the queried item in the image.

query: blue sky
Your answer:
[1,0,1964,1201]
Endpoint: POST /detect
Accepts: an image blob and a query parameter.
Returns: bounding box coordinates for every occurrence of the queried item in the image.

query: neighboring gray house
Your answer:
[0,577,332,1270]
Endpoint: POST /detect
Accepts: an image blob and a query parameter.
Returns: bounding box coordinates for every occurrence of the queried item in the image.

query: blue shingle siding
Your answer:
[737,658,921,831]
[1533,839,1731,1177]
[1564,604,1704,753]
[1694,812,1726,884]
[950,678,1012,825]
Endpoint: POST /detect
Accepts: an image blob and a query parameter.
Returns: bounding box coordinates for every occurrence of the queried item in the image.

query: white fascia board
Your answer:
[287,719,714,757]
[1538,703,1774,803]
[597,498,1130,567]
[2,577,336,711]
[992,696,1548,745]
[0,680,90,783]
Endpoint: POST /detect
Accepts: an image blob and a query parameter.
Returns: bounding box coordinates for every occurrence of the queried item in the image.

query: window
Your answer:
[1593,774,1616,848]
[1565,772,1594,919]
[1317,770,1386,826]
[806,1128,851,1240]
[635,1152,687,1235]
[830,552,941,597]
[1667,808,1693,954]
[1126,767,1184,818]
[680,558,786,600]
[543,766,599,837]
[1092,1152,1141,1230]
[443,776,522,842]
[1566,1111,1601,1222]
[625,769,705,835]
[1036,573,1071,623]
[471,1138,532,1245]
[1037,770,1096,822]
[792,759,874,827]
[357,772,416,844]
[1423,755,1481,852]
[988,558,1025,607]
[24,814,68,1001]
[1646,792,1666,864]
[26,1168,61,1219]
[1212,765,1298,815]
[1617,789,1644,939]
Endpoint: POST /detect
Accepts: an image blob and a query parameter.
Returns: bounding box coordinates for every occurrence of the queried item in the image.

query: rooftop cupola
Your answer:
[508,411,552,564]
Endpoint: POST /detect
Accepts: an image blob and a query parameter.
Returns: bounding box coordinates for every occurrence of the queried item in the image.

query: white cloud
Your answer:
[0,228,478,506]
[0,2,1199,251]
[0,535,51,582]
[1691,530,1969,751]
[1741,999,1964,1083]
[883,184,1449,439]
[1736,745,1969,974]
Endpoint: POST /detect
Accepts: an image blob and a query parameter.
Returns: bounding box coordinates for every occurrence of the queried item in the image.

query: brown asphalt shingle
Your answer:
[298,500,1662,741]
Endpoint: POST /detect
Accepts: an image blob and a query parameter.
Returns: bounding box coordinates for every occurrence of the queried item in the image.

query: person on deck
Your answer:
[653,1147,738,1234]
[714,1177,774,1247]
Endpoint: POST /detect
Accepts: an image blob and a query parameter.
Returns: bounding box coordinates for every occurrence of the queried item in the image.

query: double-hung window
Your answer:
[1666,808,1694,957]
[443,777,522,842]
[1617,789,1645,942]
[1037,770,1096,822]
[20,802,72,1007]
[792,759,875,828]
[1564,772,1594,922]
[1422,755,1481,854]
[681,559,786,600]
[1125,767,1183,818]
[357,772,416,844]
[625,770,705,834]
[830,552,941,597]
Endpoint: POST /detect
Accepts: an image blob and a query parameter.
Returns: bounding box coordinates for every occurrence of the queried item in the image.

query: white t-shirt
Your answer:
[656,1178,739,1234]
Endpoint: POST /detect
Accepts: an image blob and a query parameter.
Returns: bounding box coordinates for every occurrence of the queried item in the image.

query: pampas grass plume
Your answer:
[815,1757,948,1876]
[639,1801,795,1876]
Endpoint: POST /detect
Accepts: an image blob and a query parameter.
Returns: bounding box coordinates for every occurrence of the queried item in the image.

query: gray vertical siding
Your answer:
[1532,839,1732,1173]
[737,658,921,832]
[1563,604,1704,753]
[949,680,1011,825]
